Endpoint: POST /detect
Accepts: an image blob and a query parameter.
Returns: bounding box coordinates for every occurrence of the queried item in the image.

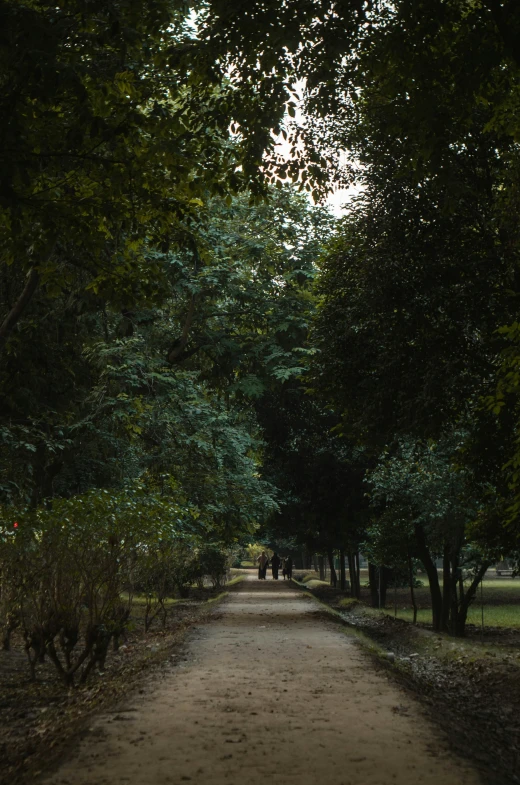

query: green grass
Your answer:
[225,575,245,587]
[299,572,325,584]
[388,603,520,628]
[479,578,520,591]
[298,573,329,589]
[205,591,229,606]
[338,597,362,609]
[333,574,520,629]
[122,593,180,607]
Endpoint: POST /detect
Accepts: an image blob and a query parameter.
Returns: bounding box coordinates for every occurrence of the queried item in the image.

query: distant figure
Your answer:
[285,556,293,580]
[271,552,281,580]
[257,551,269,580]
[282,558,287,580]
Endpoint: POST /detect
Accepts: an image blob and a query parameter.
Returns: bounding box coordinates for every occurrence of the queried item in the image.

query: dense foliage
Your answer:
[4,0,520,651]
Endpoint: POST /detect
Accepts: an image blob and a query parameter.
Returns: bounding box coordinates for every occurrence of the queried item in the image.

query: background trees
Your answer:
[4,0,520,649]
[200,0,520,628]
[0,177,336,674]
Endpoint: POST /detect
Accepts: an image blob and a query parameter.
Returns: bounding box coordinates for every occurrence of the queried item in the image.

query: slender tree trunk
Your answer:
[408,554,417,624]
[339,548,346,591]
[380,566,391,608]
[347,551,356,596]
[442,545,451,632]
[484,0,520,67]
[167,242,200,363]
[414,523,443,630]
[318,555,325,581]
[354,552,361,598]
[450,553,460,636]
[368,562,379,608]
[0,267,40,348]
[327,549,337,588]
[455,561,491,637]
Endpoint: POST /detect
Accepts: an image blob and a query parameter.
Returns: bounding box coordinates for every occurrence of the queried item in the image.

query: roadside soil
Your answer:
[0,594,225,785]
[308,583,520,785]
[38,574,481,785]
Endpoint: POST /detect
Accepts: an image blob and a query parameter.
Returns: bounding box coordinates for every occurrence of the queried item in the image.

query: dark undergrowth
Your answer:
[0,591,227,785]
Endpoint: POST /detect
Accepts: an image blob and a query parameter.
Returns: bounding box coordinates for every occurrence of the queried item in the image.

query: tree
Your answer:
[255,380,370,592]
[0,0,309,352]
[369,438,493,636]
[308,110,520,558]
[310,120,517,436]
[1,187,329,514]
[0,482,203,683]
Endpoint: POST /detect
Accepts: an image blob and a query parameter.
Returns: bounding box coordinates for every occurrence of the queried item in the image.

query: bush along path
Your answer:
[38,575,480,785]
[306,583,520,785]
[0,591,229,785]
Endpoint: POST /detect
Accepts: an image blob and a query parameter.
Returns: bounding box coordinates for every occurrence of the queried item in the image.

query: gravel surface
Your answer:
[39,575,481,785]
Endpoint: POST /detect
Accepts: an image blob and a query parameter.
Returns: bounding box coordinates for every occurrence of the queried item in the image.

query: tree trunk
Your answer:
[327,549,337,588]
[414,523,443,630]
[167,294,197,362]
[354,552,361,598]
[318,555,325,581]
[408,554,417,624]
[0,267,40,348]
[347,551,356,596]
[484,0,520,68]
[368,562,379,608]
[455,561,491,637]
[450,553,460,636]
[380,566,391,608]
[441,545,451,632]
[339,548,346,591]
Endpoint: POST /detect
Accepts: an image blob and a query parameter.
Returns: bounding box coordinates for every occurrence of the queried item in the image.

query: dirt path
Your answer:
[41,575,482,785]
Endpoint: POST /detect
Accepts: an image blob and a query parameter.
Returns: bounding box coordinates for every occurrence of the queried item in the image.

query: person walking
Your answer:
[285,555,293,580]
[271,552,281,580]
[257,551,269,579]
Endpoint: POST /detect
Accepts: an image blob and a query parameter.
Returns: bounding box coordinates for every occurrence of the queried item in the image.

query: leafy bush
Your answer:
[196,546,229,589]
[0,484,200,684]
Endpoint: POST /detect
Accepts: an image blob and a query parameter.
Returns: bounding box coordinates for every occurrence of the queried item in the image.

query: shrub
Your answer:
[196,545,229,589]
[0,485,200,684]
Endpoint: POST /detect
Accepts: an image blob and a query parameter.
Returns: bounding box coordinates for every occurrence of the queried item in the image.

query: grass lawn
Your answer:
[387,604,520,628]
[121,592,180,607]
[381,576,520,628]
[334,572,520,629]
[303,579,331,589]
[226,575,245,587]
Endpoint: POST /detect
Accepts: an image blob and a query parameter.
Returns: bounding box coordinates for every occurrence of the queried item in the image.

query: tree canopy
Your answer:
[3,0,520,644]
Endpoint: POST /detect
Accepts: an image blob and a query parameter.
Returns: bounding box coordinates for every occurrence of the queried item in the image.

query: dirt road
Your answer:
[41,576,482,785]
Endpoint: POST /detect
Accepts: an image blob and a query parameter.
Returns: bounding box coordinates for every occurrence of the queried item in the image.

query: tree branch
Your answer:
[168,343,203,364]
[0,267,40,347]
[167,240,201,364]
[484,0,520,68]
[167,295,197,363]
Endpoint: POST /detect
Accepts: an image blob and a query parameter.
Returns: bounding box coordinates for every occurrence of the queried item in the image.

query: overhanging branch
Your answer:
[0,267,40,347]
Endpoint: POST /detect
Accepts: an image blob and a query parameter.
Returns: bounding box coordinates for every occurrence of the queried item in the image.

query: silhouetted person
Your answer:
[285,556,293,580]
[271,552,281,580]
[257,551,269,579]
